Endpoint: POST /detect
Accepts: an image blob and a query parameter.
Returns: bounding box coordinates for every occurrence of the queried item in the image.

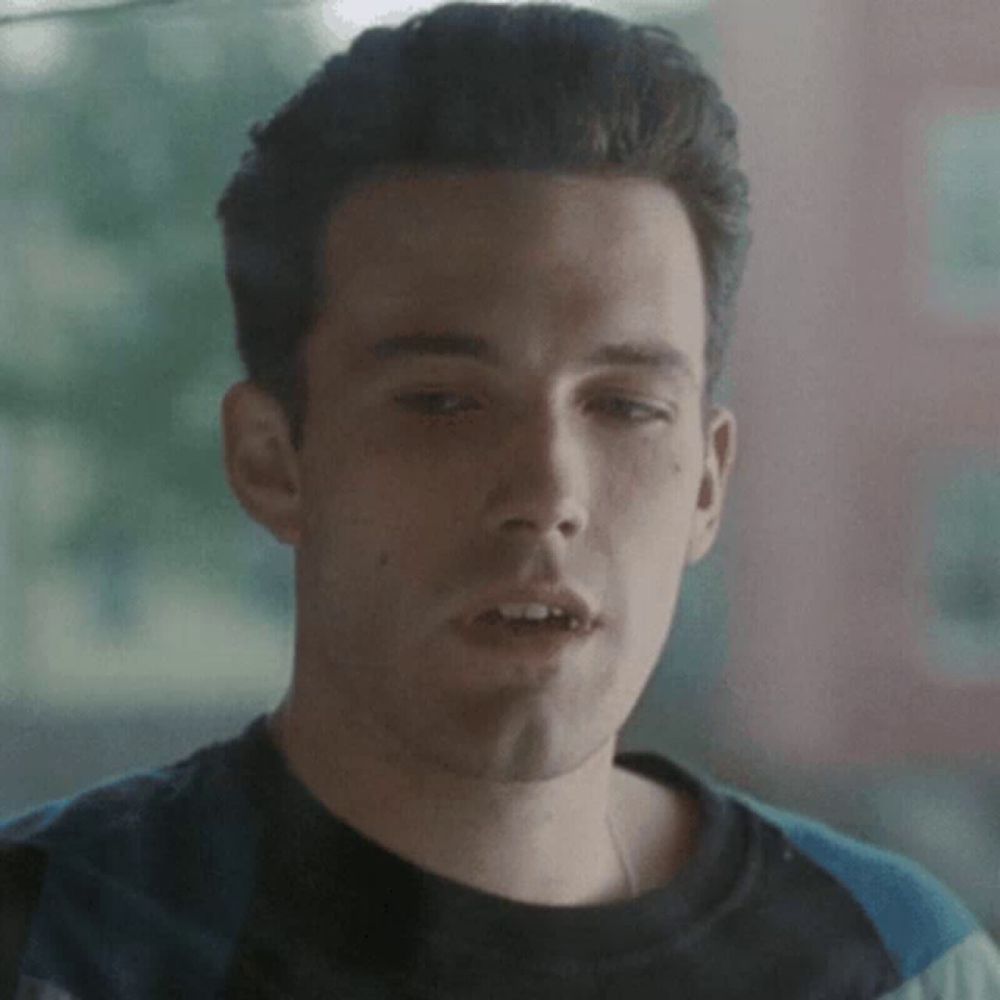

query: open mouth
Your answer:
[476,609,584,634]
[459,603,596,651]
[456,592,598,651]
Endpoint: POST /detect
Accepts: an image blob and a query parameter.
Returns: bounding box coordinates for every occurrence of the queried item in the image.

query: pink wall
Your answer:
[714,0,1000,765]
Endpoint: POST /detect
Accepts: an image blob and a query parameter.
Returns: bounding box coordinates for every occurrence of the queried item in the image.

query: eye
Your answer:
[589,396,674,425]
[394,390,481,417]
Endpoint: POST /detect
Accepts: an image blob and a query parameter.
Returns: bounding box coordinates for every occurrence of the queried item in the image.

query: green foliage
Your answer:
[2,6,320,595]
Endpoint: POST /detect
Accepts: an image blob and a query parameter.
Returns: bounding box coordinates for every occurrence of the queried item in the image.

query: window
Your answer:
[926,106,1000,324]
[920,451,1000,680]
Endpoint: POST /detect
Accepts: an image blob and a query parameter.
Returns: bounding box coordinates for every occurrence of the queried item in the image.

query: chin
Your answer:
[415,689,616,783]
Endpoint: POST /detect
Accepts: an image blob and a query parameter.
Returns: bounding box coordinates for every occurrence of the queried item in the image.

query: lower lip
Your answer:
[454,616,596,654]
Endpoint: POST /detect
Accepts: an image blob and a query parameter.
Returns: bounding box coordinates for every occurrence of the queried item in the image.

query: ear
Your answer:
[221,381,303,547]
[686,406,737,566]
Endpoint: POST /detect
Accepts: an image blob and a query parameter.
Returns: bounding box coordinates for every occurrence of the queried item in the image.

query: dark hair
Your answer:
[217,2,750,445]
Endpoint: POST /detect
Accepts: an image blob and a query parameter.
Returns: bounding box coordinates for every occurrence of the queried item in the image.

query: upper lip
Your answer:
[458,584,599,629]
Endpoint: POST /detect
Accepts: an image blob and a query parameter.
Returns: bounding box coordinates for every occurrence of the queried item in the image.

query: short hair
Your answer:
[217,2,751,446]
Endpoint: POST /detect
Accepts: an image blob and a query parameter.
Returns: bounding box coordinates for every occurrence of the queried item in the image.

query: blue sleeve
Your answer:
[734,792,985,983]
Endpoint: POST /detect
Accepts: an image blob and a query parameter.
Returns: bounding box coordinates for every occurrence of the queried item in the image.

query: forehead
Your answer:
[311,169,705,375]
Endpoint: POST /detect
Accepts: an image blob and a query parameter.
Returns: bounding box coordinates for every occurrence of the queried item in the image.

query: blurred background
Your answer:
[1,0,998,937]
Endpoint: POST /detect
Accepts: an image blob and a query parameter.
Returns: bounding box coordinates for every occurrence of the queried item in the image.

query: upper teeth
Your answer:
[496,603,571,622]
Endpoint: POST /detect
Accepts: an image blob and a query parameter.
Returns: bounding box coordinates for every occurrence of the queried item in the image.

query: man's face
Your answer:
[290,170,734,781]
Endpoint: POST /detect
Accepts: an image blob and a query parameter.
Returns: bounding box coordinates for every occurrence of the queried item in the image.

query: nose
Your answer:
[484,404,590,541]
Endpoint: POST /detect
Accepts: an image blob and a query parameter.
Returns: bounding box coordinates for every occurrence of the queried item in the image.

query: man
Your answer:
[1,3,998,998]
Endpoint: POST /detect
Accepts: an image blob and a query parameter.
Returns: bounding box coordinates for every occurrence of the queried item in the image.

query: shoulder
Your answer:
[728,788,992,987]
[0,730,259,917]
[620,751,996,996]
[0,733,248,855]
[0,725,266,994]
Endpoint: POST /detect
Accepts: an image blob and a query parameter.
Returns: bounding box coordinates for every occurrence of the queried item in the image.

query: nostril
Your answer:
[558,517,581,538]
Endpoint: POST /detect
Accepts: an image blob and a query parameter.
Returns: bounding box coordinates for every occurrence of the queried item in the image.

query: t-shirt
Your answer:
[1,716,997,999]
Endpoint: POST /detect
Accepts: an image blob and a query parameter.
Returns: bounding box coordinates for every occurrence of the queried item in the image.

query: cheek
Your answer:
[603,442,691,533]
[601,445,699,618]
[301,443,472,579]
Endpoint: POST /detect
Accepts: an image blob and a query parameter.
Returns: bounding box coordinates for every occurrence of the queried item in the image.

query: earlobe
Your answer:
[221,381,303,546]
[686,407,737,566]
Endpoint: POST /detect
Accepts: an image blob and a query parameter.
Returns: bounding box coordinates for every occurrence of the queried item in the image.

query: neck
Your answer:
[268,692,639,906]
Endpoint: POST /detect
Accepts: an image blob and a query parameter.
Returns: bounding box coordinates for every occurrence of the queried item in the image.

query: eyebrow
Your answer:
[371,332,495,363]
[585,341,695,382]
[370,332,695,381]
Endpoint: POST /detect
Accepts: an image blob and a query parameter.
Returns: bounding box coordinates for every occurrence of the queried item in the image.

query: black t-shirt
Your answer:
[1,716,996,998]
